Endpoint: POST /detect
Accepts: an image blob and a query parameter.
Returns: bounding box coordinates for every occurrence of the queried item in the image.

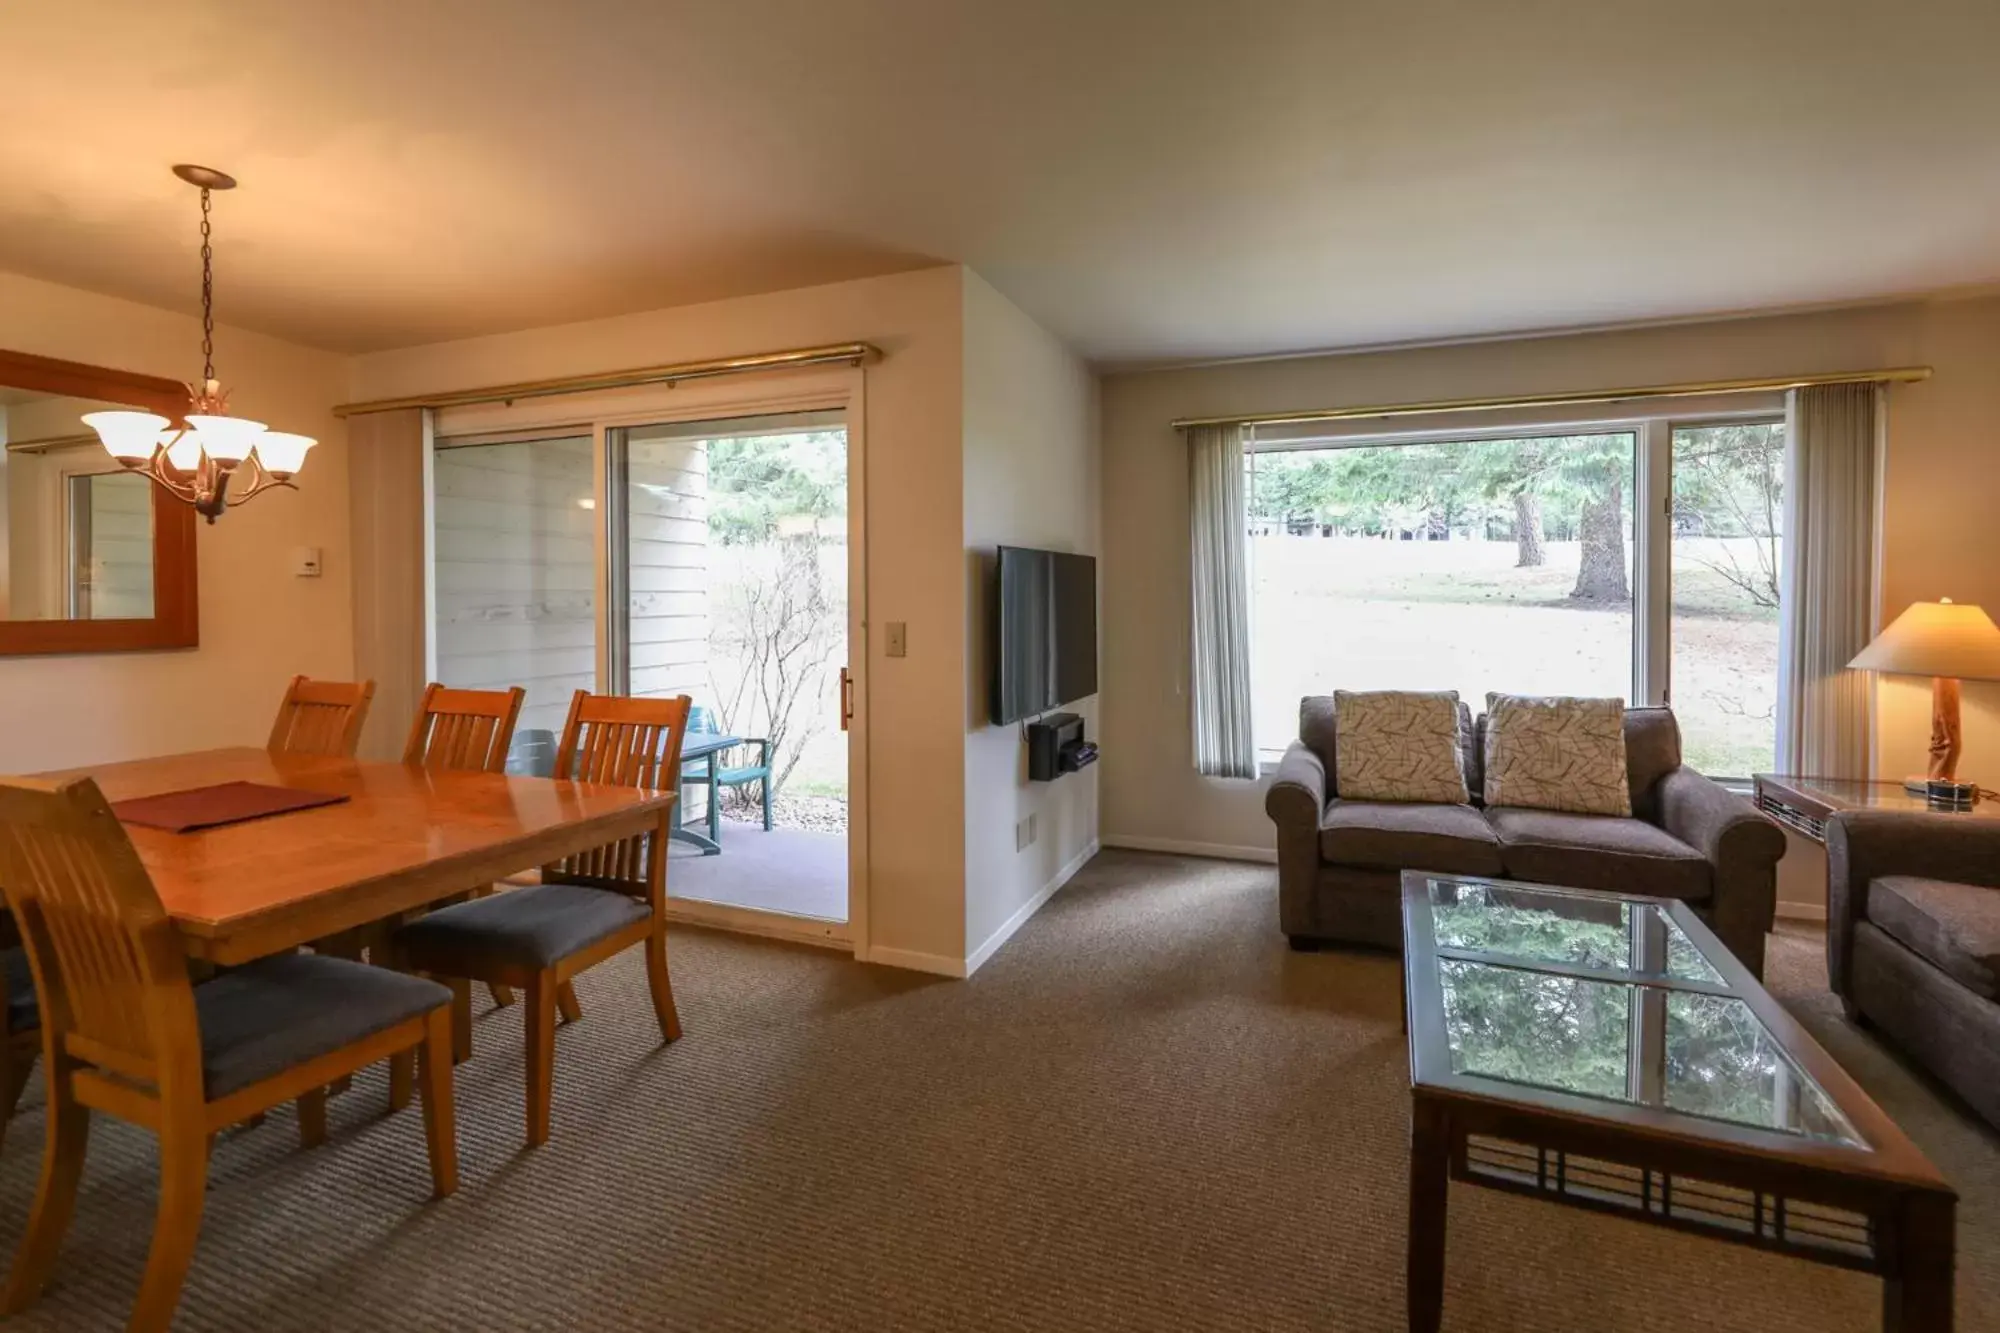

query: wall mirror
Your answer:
[0,349,198,654]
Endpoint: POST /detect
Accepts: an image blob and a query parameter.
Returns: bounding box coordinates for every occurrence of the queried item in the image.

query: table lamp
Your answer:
[1848,598,2000,794]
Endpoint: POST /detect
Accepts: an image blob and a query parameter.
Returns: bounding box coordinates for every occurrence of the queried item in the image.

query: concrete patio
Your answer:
[666,818,848,921]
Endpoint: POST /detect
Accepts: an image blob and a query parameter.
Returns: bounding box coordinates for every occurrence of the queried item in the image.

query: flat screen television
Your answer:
[991,546,1098,725]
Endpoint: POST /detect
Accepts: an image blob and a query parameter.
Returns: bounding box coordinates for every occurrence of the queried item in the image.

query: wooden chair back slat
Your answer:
[547,692,690,896]
[0,779,201,1095]
[268,676,376,758]
[402,684,526,774]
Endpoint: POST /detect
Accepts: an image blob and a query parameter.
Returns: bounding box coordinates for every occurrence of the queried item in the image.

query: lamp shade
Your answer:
[82,410,171,462]
[1849,599,2000,681]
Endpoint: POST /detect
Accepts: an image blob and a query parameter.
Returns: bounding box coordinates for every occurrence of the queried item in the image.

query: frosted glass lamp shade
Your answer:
[165,431,205,472]
[82,410,171,462]
[1849,600,2000,682]
[184,413,266,463]
[252,432,315,476]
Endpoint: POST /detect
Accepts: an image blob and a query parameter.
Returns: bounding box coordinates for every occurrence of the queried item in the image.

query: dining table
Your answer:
[30,746,676,966]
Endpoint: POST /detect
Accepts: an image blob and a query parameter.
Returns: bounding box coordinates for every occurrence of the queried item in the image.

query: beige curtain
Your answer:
[1188,423,1256,778]
[347,408,432,760]
[1777,382,1881,778]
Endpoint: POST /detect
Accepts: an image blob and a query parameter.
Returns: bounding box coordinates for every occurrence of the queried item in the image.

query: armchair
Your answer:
[1827,810,2000,1128]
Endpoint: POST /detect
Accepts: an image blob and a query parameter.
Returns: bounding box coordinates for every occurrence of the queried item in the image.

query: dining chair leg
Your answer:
[762,773,773,830]
[525,973,557,1146]
[489,983,516,1008]
[2,1062,90,1313]
[708,756,721,842]
[556,981,582,1025]
[448,978,473,1064]
[388,1050,415,1111]
[0,1044,37,1155]
[644,928,683,1044]
[128,1121,210,1333]
[297,1088,328,1149]
[417,1009,459,1198]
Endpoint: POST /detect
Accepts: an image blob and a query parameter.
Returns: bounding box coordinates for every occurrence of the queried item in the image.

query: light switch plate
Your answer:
[886,621,908,657]
[292,546,323,578]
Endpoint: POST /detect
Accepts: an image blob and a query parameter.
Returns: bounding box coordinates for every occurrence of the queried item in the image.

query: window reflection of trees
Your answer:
[1437,960,1855,1144]
[1440,961,1629,1099]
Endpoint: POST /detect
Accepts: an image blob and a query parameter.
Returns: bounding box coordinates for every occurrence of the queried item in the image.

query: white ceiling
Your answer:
[4,1,1998,365]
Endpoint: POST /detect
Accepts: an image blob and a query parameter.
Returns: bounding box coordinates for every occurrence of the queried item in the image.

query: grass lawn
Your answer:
[1251,534,1779,777]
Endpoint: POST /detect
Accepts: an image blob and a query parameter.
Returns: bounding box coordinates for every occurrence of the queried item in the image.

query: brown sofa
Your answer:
[1265,697,1786,977]
[1828,810,2000,1129]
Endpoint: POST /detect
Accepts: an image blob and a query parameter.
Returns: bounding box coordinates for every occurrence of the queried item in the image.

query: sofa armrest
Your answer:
[1265,741,1326,829]
[1266,742,1327,939]
[1658,768,1785,869]
[1658,767,1784,977]
[1827,809,2000,998]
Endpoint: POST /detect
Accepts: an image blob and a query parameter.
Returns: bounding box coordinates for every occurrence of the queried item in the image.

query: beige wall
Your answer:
[961,271,1102,966]
[1098,296,2000,901]
[0,271,352,771]
[349,266,971,969]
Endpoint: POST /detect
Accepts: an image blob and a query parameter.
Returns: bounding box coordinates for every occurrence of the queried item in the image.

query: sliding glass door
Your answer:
[608,412,850,924]
[430,395,860,943]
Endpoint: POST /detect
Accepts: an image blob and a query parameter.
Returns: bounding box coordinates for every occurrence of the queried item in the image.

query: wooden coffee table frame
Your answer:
[1399,871,1957,1333]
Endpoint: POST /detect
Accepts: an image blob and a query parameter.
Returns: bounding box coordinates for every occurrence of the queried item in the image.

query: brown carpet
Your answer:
[0,850,1993,1331]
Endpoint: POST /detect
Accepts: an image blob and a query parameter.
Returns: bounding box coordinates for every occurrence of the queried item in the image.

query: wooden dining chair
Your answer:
[394,681,556,1025]
[0,948,41,1156]
[392,690,687,1145]
[0,775,459,1333]
[267,675,376,758]
[402,682,526,773]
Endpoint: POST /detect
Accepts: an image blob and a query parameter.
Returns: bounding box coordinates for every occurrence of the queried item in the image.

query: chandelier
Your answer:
[82,165,314,523]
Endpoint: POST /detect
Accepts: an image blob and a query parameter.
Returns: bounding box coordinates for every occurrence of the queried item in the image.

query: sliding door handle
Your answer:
[840,667,853,732]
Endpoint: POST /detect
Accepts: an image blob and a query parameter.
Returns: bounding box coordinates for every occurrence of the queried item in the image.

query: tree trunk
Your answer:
[1426,508,1450,541]
[1570,480,1629,602]
[1513,489,1545,568]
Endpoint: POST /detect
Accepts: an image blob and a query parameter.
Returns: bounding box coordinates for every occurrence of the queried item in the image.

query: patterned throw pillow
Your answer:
[1333,690,1470,805]
[1482,693,1631,816]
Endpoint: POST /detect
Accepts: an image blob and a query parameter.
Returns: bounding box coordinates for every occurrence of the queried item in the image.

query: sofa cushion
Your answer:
[1333,689,1470,804]
[1867,875,2000,1000]
[1487,806,1711,900]
[1483,694,1632,816]
[1319,799,1505,876]
[1470,705,1682,820]
[1304,695,1478,803]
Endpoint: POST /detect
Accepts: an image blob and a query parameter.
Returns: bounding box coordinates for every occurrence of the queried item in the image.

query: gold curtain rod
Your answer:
[1170,366,1933,431]
[3,432,96,455]
[333,341,880,418]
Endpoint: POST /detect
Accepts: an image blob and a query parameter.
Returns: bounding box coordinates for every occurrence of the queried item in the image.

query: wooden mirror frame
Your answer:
[0,348,199,655]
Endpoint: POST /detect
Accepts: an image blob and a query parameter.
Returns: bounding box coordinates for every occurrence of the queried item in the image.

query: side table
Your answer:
[1753,773,2000,845]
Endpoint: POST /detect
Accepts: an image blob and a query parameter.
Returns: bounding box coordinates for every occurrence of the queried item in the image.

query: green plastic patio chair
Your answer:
[679,706,774,843]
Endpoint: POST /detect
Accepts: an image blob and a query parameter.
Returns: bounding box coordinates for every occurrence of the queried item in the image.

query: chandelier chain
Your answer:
[198,186,215,386]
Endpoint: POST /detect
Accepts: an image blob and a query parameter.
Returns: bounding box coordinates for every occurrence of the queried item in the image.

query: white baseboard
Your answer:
[860,946,967,979]
[1775,900,1828,923]
[963,838,1101,977]
[1100,834,1278,864]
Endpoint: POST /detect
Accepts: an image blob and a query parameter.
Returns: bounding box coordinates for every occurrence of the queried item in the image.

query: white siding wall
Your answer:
[625,430,708,704]
[432,436,597,740]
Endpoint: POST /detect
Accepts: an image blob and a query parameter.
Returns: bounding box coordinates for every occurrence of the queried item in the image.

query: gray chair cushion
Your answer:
[1319,799,1505,876]
[196,954,451,1099]
[4,947,37,1035]
[396,883,650,973]
[1867,875,2000,1000]
[1487,807,1711,901]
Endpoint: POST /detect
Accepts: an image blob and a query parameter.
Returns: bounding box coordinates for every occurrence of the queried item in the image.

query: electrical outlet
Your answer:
[1015,815,1038,852]
[886,621,908,657]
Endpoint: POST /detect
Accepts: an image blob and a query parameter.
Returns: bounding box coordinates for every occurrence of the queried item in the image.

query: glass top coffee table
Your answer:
[1400,871,1956,1332]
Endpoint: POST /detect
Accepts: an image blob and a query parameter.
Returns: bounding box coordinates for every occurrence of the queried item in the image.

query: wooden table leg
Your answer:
[1407,1095,1450,1333]
[1882,1192,1955,1333]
